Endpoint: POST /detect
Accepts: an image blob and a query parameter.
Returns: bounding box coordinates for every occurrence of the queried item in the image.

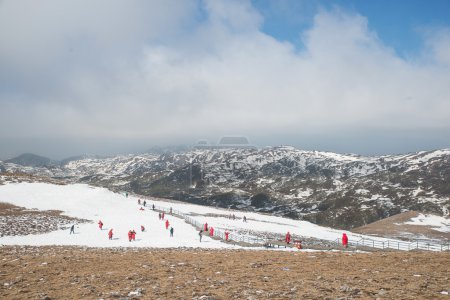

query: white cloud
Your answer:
[0,0,449,151]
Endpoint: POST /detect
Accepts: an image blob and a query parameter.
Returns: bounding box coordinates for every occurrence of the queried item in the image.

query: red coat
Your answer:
[285,232,291,243]
[225,231,229,241]
[128,231,132,241]
[108,229,113,238]
[165,220,169,229]
[204,223,208,231]
[98,221,103,229]
[342,234,348,245]
[209,227,214,236]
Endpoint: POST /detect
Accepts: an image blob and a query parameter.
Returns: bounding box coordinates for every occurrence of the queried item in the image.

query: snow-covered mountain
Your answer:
[1,147,449,229]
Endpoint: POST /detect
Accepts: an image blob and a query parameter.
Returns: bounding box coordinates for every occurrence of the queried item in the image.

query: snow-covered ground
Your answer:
[0,182,437,250]
[403,213,450,233]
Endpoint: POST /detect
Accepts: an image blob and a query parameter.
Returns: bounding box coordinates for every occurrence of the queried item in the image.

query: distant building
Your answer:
[193,136,257,150]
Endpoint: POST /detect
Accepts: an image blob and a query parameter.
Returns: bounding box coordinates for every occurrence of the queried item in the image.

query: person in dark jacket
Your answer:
[170,227,174,237]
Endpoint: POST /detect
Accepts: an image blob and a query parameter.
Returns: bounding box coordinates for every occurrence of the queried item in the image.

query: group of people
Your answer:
[128,229,137,242]
[84,198,353,250]
[201,222,231,242]
[137,199,147,207]
[226,214,247,223]
[203,222,215,236]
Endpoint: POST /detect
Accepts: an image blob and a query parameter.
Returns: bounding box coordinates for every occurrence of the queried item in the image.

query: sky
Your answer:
[0,0,449,159]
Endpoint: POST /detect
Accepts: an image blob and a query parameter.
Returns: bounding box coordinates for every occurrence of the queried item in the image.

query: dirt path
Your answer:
[1,246,449,299]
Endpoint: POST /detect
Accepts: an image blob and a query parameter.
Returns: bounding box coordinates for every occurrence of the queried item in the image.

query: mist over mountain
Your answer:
[4,153,55,167]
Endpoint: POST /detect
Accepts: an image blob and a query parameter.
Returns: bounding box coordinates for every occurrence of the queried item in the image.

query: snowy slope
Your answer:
[0,183,233,248]
[0,182,415,249]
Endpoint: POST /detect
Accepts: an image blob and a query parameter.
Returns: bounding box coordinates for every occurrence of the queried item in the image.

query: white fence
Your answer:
[142,200,449,252]
[336,237,450,252]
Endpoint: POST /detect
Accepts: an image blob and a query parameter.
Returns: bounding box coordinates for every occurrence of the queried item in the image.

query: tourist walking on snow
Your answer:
[98,220,103,230]
[108,229,113,240]
[152,204,155,210]
[162,212,165,220]
[70,224,75,234]
[225,230,229,242]
[141,225,145,232]
[204,222,208,231]
[243,216,247,222]
[170,227,174,237]
[165,219,170,230]
[132,230,136,241]
[138,199,141,205]
[342,233,348,248]
[285,231,291,244]
[143,200,146,207]
[128,230,133,242]
[209,227,214,237]
[199,230,203,242]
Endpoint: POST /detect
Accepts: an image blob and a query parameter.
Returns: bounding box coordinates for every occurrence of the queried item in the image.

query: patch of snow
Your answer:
[403,214,450,233]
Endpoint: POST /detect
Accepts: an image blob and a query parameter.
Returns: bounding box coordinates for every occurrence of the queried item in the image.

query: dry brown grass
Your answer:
[353,211,450,241]
[1,246,449,299]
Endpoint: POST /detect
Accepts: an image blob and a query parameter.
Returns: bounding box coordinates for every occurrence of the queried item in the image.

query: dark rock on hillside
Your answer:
[2,147,450,230]
[5,153,55,167]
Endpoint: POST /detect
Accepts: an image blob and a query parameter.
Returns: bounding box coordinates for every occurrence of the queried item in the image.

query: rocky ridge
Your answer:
[1,147,449,229]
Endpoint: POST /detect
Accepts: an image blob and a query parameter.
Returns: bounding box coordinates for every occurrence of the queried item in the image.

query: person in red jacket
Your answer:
[108,229,113,240]
[225,231,229,241]
[98,220,103,230]
[342,233,348,248]
[204,222,208,232]
[165,219,169,230]
[161,212,165,220]
[285,231,291,244]
[128,230,132,242]
[209,227,214,237]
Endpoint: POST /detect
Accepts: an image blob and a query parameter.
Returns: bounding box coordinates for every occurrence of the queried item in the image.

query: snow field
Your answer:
[1,182,447,250]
